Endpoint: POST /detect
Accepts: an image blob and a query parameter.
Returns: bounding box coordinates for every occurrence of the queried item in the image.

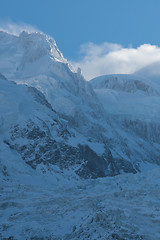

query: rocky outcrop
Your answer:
[4,119,136,179]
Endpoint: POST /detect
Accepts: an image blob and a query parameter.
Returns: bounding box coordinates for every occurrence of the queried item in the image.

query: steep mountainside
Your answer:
[0,74,116,179]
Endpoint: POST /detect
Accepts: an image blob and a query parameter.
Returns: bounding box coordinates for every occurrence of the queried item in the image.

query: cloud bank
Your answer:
[0,20,39,36]
[72,42,160,80]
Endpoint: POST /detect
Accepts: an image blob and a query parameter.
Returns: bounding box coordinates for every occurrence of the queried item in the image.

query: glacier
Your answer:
[0,30,160,239]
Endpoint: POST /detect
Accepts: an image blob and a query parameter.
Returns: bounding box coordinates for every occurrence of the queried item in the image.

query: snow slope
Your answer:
[1,164,160,240]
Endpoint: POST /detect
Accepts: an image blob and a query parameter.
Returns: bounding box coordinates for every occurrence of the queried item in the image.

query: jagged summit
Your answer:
[0,30,103,125]
[0,30,65,61]
[0,30,71,79]
[18,31,65,62]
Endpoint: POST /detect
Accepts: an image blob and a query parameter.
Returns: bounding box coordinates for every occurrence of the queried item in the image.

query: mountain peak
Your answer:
[0,30,69,78]
[19,31,65,62]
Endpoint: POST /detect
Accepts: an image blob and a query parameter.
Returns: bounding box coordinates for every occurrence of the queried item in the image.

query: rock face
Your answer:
[3,119,112,179]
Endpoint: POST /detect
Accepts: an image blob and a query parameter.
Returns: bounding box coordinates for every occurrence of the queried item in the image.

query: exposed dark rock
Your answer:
[4,119,136,179]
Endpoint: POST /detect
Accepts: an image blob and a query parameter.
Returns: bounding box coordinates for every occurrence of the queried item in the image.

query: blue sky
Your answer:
[1,0,160,79]
[1,0,160,59]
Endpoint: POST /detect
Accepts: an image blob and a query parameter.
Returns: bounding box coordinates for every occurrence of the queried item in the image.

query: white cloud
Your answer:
[72,42,160,80]
[0,20,39,36]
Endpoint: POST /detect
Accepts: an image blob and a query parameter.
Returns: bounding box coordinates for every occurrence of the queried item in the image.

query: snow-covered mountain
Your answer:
[1,31,160,239]
[1,31,160,180]
[0,31,125,181]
